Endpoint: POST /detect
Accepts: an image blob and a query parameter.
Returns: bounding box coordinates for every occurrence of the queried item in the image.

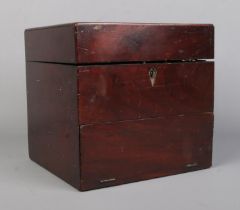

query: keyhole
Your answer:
[149,68,157,78]
[149,67,157,87]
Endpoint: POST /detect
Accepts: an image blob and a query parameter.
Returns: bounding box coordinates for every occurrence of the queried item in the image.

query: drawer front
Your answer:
[80,113,213,190]
[78,62,214,124]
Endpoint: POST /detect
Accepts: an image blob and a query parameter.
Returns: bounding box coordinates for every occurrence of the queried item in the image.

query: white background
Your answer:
[0,0,239,209]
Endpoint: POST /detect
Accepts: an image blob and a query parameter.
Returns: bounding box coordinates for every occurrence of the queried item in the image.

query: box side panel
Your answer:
[25,24,76,63]
[26,62,80,189]
[78,62,214,124]
[80,113,213,191]
[76,24,214,63]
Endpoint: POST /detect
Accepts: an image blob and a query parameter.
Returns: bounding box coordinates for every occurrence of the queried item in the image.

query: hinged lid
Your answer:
[25,23,214,64]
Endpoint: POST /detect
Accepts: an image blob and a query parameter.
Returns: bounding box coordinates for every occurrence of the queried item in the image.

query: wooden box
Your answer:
[25,23,214,191]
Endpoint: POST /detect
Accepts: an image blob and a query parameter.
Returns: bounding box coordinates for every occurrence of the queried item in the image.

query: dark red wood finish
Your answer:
[25,23,214,191]
[76,23,214,63]
[78,61,214,124]
[80,113,213,190]
[25,23,214,64]
[25,24,76,63]
[26,62,80,188]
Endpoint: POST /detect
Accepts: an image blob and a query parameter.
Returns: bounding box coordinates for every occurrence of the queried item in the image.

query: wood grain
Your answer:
[80,113,213,190]
[25,23,214,64]
[78,61,214,124]
[76,23,214,63]
[25,24,76,63]
[25,22,214,191]
[26,62,80,188]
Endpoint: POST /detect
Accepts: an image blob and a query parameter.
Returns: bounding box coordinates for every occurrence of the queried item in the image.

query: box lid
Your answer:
[25,23,214,64]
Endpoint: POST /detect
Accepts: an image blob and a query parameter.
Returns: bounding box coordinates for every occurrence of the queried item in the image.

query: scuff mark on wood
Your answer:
[100,178,116,183]
[93,25,102,30]
[186,162,198,167]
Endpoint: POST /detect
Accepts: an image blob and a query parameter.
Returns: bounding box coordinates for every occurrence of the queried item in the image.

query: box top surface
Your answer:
[25,22,213,30]
[25,22,214,64]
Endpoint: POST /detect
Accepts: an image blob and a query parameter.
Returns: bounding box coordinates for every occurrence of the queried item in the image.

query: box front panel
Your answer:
[76,24,214,63]
[78,62,214,124]
[80,113,213,190]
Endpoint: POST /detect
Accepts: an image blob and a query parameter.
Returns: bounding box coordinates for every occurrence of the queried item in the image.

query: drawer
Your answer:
[78,61,214,124]
[80,113,213,190]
